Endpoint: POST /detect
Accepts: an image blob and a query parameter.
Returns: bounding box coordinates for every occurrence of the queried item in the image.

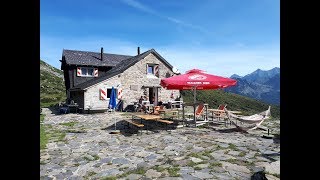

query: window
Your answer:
[107,88,112,98]
[147,66,154,74]
[88,68,94,76]
[100,88,118,100]
[81,68,88,76]
[107,88,118,98]
[77,67,98,77]
[81,67,93,76]
[147,64,159,77]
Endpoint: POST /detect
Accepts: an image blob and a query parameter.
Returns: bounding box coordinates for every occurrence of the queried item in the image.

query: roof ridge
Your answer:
[63,49,133,57]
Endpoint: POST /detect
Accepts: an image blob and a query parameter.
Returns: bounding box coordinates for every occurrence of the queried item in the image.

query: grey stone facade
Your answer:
[84,53,180,110]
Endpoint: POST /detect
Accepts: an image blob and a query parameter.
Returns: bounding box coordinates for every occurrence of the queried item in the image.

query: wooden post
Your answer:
[182,103,185,127]
[193,86,196,127]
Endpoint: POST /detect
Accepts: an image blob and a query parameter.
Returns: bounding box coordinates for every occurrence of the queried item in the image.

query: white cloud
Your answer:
[121,0,155,14]
[120,0,209,34]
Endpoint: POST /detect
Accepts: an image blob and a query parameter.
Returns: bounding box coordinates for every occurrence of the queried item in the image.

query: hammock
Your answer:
[225,106,271,131]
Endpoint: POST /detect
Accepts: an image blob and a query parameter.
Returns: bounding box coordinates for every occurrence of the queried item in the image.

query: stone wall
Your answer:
[84,76,120,110]
[84,52,180,110]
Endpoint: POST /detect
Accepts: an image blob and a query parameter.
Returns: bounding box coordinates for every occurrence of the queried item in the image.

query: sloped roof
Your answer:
[71,49,173,90]
[62,49,133,67]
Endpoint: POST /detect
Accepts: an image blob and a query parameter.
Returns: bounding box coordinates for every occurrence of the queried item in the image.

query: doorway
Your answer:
[148,87,158,105]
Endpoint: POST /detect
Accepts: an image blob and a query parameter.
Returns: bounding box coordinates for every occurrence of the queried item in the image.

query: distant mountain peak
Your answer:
[227,67,280,105]
[230,74,242,79]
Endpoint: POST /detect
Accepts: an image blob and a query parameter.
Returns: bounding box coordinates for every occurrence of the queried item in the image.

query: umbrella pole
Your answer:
[114,108,116,130]
[194,86,196,127]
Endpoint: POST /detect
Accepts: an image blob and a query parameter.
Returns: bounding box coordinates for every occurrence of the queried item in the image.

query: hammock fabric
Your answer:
[225,106,271,131]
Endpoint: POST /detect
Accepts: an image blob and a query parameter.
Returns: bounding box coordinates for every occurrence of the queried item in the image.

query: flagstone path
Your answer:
[40,108,280,180]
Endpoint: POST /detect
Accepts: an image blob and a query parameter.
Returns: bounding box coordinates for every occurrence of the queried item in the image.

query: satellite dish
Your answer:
[172,67,180,74]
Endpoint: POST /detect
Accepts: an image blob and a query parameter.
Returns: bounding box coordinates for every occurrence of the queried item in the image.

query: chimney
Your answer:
[100,47,103,61]
[137,47,140,55]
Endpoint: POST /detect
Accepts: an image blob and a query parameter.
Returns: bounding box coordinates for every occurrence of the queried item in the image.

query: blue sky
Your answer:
[40,0,279,77]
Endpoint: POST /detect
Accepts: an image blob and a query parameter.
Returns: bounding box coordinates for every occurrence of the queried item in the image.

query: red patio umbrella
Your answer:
[160,69,237,126]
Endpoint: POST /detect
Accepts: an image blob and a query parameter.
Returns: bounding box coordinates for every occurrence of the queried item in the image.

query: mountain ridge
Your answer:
[227,67,280,105]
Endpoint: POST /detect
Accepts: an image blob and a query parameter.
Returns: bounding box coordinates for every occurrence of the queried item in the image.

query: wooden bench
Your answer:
[157,119,174,124]
[156,119,174,131]
[123,119,144,135]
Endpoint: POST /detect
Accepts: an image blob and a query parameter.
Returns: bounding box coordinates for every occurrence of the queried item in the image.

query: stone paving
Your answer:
[40,108,280,180]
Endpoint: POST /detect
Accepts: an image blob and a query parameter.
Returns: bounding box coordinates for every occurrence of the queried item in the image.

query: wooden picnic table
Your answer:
[133,114,162,121]
[132,114,174,131]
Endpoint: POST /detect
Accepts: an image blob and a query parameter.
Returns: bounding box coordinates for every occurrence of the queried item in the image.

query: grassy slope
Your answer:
[40,60,66,107]
[181,90,280,118]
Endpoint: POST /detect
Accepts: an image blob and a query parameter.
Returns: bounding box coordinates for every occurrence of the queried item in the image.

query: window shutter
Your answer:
[155,65,159,77]
[77,67,82,76]
[100,88,107,100]
[94,68,98,77]
[118,88,123,99]
[146,64,148,74]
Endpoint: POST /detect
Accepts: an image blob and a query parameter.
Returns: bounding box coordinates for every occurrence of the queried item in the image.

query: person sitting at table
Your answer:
[137,96,148,113]
[153,105,165,115]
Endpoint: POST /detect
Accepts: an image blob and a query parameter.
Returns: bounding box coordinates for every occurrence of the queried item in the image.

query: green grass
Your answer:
[153,165,180,177]
[58,132,66,142]
[101,176,117,180]
[45,129,66,143]
[225,158,237,164]
[92,154,100,160]
[41,114,67,148]
[209,162,222,168]
[188,152,203,159]
[40,115,48,149]
[238,151,246,157]
[197,125,206,129]
[119,167,129,171]
[187,161,198,167]
[83,154,100,161]
[202,150,213,158]
[117,167,146,178]
[154,165,166,172]
[60,121,78,127]
[128,167,146,174]
[188,151,213,160]
[84,171,97,179]
[228,143,238,150]
[167,167,180,177]
[40,60,66,108]
[66,129,87,133]
[40,114,45,123]
[225,159,254,166]
[181,89,280,118]
[215,145,225,150]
